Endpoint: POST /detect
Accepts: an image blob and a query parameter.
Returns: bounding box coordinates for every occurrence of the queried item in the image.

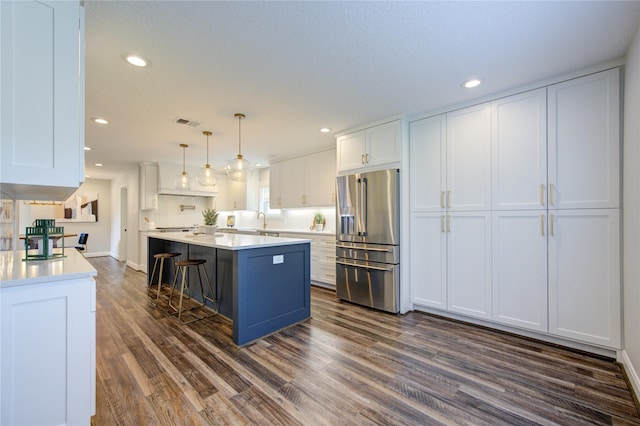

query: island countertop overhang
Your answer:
[146,231,311,251]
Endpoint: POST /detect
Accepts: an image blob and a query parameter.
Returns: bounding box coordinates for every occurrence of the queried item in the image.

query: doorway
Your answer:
[120,186,128,262]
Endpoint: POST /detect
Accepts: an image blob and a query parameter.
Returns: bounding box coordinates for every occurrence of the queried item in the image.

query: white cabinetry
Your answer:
[548,69,620,209]
[336,120,404,172]
[280,232,335,287]
[492,88,547,210]
[270,149,336,208]
[410,68,621,350]
[492,211,548,332]
[139,162,158,210]
[0,0,84,200]
[1,270,96,424]
[548,210,620,347]
[216,173,259,211]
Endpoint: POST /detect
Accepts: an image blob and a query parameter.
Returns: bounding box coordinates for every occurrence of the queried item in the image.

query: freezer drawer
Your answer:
[336,242,399,264]
[335,259,399,313]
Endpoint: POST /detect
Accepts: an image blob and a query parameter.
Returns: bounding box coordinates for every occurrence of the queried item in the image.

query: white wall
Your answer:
[622,19,640,397]
[18,179,112,256]
[109,165,140,268]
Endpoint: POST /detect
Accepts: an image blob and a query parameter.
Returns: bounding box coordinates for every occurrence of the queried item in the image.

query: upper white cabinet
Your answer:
[217,173,259,211]
[409,115,446,212]
[446,104,492,211]
[492,89,547,211]
[0,0,84,200]
[270,149,336,209]
[548,68,620,209]
[139,163,158,210]
[336,119,404,172]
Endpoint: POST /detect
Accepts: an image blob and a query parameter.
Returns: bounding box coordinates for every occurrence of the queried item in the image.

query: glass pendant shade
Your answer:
[226,113,253,182]
[174,143,194,190]
[197,131,217,186]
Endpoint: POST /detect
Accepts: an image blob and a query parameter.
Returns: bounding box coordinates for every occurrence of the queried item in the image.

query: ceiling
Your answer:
[84,1,640,180]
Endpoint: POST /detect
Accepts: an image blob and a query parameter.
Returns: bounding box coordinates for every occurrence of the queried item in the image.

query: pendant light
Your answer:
[197,130,217,186]
[174,143,194,190]
[225,113,253,182]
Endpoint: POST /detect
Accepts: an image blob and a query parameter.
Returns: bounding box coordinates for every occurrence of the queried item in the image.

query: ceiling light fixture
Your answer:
[84,146,91,151]
[197,131,217,187]
[95,163,103,167]
[225,113,253,182]
[463,78,482,89]
[92,117,108,124]
[320,127,331,133]
[175,143,193,190]
[121,53,151,68]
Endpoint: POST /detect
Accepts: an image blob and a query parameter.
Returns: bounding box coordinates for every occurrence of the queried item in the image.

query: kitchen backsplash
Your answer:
[142,195,335,232]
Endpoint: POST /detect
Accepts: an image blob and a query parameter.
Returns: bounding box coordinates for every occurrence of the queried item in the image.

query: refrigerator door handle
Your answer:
[335,244,392,252]
[336,260,392,272]
[360,177,368,236]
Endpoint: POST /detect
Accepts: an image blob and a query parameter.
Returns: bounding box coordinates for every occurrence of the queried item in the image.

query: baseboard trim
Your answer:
[84,251,111,258]
[619,349,640,405]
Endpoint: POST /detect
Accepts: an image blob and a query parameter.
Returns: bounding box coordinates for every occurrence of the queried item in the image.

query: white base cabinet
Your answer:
[492,211,548,332]
[548,209,621,348]
[1,276,96,425]
[280,232,335,287]
[409,213,447,310]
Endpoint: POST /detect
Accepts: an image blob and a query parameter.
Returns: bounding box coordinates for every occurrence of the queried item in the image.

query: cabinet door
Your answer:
[548,209,621,348]
[548,68,620,209]
[139,163,158,210]
[227,179,246,210]
[446,104,492,211]
[280,157,305,207]
[0,0,84,199]
[1,278,94,425]
[492,89,547,210]
[269,162,283,208]
[410,213,447,310]
[447,212,492,319]
[410,115,446,212]
[304,149,336,207]
[367,120,401,166]
[336,131,366,172]
[492,211,548,332]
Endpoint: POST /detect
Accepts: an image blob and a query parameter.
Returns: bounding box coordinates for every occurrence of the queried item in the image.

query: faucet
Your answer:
[257,211,267,229]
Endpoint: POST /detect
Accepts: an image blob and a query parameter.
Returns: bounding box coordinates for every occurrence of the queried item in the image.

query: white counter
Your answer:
[147,231,310,250]
[0,249,97,288]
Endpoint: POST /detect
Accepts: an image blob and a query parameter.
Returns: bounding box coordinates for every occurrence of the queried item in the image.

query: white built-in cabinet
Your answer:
[216,173,259,211]
[336,120,403,172]
[1,274,96,425]
[270,149,336,209]
[0,0,85,200]
[410,68,621,350]
[139,163,158,210]
[279,232,335,286]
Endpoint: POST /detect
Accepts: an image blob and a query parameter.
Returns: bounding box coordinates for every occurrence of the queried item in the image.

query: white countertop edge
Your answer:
[147,231,311,250]
[1,249,97,288]
[140,228,335,237]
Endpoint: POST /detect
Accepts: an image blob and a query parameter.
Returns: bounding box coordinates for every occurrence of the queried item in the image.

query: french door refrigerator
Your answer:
[335,169,400,313]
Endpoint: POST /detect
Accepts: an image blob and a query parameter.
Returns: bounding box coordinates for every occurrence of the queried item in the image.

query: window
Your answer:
[259,185,281,216]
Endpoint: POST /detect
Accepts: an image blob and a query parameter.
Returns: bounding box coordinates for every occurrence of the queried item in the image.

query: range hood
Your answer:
[156,163,218,197]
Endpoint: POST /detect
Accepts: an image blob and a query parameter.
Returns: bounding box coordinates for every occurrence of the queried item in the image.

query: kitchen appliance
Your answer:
[335,169,400,313]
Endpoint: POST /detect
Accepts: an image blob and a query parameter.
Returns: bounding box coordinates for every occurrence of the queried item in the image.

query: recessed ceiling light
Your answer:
[320,127,331,133]
[92,117,108,124]
[85,175,91,178]
[95,163,103,167]
[84,146,91,151]
[463,79,482,89]
[122,53,151,68]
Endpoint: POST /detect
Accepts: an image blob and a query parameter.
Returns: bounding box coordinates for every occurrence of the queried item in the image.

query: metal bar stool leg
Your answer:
[167,259,218,324]
[148,253,180,307]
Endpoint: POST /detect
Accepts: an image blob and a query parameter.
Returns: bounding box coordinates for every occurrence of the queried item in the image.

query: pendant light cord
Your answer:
[238,115,242,156]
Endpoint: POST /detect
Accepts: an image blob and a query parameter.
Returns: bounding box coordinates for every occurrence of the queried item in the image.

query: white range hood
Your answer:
[156,163,218,197]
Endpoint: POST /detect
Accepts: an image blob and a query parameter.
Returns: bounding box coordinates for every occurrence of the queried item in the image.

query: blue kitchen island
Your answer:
[147,232,311,346]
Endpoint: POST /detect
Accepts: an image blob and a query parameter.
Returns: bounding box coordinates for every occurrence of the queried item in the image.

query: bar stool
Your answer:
[168,258,218,324]
[148,252,181,306]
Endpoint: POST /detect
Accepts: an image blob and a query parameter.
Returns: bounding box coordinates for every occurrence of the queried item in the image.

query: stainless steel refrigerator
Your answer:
[335,169,400,313]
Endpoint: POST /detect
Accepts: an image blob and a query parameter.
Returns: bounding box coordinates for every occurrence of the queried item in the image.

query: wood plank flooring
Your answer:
[90,256,640,425]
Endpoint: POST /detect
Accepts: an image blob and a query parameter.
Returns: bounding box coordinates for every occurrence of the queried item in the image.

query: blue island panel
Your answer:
[234,243,310,346]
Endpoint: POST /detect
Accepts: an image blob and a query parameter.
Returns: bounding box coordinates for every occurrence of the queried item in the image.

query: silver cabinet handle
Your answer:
[365,153,369,164]
[336,260,392,272]
[361,154,365,164]
[447,191,451,209]
[441,215,445,233]
[550,214,555,236]
[441,191,445,209]
[540,184,545,206]
[549,183,555,206]
[447,215,451,233]
[541,214,545,236]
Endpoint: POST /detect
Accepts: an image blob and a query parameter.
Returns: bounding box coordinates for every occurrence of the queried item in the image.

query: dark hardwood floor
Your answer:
[90,256,640,425]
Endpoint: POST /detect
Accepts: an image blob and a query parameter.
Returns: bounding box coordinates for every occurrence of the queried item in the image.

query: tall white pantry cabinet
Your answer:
[410,68,621,350]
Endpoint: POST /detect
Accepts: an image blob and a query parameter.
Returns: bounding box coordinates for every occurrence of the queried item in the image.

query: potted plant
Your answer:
[202,208,219,234]
[312,211,326,231]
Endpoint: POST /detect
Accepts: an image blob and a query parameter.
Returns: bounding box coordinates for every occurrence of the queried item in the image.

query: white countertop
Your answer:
[147,231,311,250]
[0,249,97,288]
[140,227,335,237]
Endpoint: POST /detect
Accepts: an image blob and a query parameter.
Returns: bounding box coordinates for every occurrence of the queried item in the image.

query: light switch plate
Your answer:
[273,254,284,264]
